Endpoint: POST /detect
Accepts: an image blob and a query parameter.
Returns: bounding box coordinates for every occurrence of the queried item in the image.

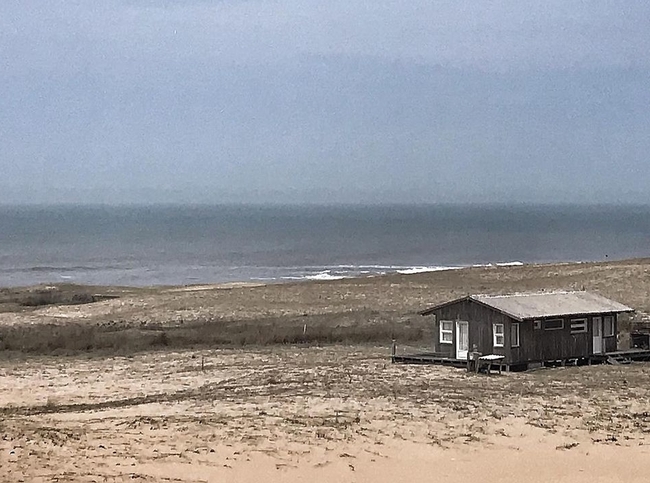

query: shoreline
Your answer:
[0,256,616,292]
[0,259,530,289]
[2,256,649,305]
[3,202,649,288]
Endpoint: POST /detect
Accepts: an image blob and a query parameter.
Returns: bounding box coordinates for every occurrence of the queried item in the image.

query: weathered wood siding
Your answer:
[605,314,618,353]
[513,316,587,362]
[432,300,510,361]
[431,299,620,364]
[515,314,619,363]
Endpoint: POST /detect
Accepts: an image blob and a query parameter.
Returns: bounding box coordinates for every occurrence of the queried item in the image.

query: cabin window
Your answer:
[493,323,505,347]
[604,316,615,337]
[511,323,520,347]
[440,320,453,344]
[570,318,587,334]
[544,319,564,331]
[533,320,541,330]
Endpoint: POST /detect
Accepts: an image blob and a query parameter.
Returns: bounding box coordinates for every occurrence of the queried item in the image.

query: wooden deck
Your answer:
[391,353,467,367]
[392,348,650,371]
[598,348,650,364]
[391,352,468,367]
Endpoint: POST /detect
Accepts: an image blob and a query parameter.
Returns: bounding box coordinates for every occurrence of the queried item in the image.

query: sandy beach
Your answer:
[2,259,650,482]
[2,346,650,482]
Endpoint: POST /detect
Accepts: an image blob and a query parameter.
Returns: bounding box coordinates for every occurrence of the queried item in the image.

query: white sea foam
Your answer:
[280,263,488,281]
[305,271,346,281]
[396,266,463,275]
[471,261,525,268]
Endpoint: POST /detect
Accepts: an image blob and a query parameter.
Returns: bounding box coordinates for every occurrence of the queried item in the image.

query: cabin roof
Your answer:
[421,291,634,321]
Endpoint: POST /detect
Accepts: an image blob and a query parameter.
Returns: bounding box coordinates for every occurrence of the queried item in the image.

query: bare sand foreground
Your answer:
[2,346,650,483]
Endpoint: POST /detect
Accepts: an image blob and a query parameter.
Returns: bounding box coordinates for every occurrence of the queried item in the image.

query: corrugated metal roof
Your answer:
[471,291,634,321]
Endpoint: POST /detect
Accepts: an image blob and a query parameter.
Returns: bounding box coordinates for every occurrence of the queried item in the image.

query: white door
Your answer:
[593,317,603,354]
[456,321,469,360]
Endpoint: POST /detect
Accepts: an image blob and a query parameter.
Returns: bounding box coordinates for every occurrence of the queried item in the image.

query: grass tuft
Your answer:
[0,310,431,357]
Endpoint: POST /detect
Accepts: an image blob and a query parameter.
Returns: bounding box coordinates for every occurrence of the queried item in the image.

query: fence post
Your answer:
[391,339,396,363]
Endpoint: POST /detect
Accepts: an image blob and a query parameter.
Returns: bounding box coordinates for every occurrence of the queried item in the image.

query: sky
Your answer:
[1,1,649,205]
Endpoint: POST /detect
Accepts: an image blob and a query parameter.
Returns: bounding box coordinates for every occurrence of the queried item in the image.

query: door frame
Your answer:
[592,316,604,354]
[456,320,469,360]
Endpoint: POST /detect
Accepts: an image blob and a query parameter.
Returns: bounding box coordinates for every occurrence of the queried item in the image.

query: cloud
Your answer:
[1,1,649,204]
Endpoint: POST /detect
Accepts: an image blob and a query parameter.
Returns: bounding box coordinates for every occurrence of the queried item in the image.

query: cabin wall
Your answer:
[430,301,621,364]
[516,313,619,363]
[513,317,587,362]
[432,300,510,361]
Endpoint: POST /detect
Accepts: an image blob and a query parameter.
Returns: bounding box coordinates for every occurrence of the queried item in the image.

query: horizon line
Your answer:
[2,201,650,209]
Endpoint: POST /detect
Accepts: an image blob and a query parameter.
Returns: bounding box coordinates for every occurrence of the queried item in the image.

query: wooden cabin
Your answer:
[420,291,634,370]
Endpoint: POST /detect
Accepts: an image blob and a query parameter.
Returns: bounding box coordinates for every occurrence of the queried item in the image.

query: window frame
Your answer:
[493,323,505,348]
[511,322,520,348]
[604,315,615,337]
[570,318,588,334]
[543,318,564,331]
[440,320,454,344]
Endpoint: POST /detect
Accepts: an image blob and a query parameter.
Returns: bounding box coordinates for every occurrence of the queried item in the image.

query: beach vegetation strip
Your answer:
[0,258,648,357]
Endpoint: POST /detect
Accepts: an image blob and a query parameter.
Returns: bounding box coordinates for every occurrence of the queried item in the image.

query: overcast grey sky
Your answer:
[1,1,649,204]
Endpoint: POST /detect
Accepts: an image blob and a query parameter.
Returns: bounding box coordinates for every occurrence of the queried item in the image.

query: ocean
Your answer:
[0,204,649,287]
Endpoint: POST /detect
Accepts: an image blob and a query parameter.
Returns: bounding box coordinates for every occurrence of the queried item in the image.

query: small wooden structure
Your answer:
[631,332,650,349]
[413,291,635,371]
[472,354,505,374]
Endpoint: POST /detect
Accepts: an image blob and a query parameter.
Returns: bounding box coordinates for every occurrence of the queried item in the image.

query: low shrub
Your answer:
[0,310,432,357]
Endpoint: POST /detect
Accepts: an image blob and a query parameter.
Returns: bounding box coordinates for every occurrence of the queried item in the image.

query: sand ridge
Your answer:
[2,346,650,482]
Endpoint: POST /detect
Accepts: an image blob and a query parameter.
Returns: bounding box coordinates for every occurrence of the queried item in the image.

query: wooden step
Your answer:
[606,355,631,365]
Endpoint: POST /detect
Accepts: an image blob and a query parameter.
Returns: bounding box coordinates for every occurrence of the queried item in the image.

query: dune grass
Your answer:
[0,310,431,357]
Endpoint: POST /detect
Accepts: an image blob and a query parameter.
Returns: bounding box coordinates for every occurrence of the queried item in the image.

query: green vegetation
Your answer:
[0,310,431,357]
[0,284,121,311]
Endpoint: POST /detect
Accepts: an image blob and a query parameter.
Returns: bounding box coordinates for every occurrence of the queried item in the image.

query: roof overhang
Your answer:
[420,292,635,321]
